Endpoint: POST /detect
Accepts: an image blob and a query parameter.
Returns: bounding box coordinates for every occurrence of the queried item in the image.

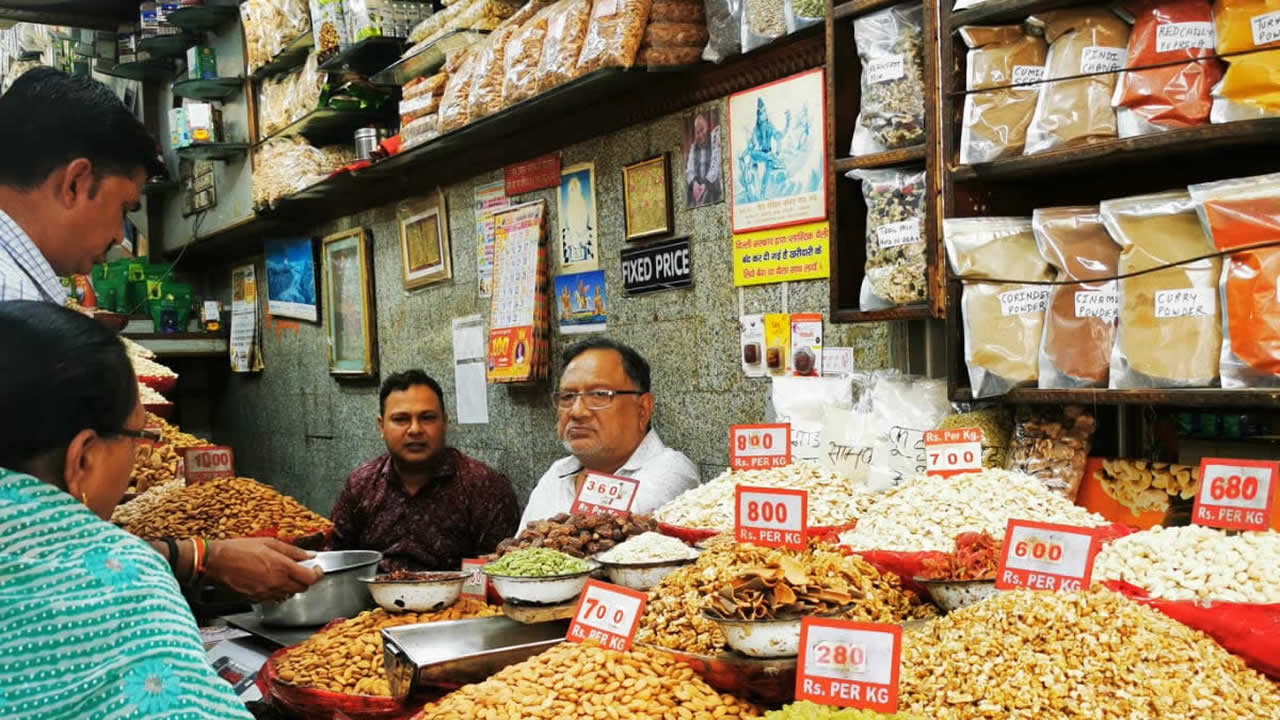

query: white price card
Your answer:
[996,520,1099,593]
[461,558,489,600]
[183,445,235,484]
[796,618,902,712]
[923,428,983,478]
[735,486,807,550]
[567,580,647,652]
[571,471,639,518]
[730,424,791,470]
[1193,458,1276,532]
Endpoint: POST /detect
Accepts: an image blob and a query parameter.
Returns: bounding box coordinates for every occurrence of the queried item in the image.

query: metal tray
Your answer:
[382,616,568,699]
[369,29,489,86]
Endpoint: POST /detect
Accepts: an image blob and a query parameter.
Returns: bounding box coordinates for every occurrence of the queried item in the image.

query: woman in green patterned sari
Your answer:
[0,300,252,719]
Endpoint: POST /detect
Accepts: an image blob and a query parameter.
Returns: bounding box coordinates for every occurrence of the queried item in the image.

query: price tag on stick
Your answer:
[923,427,983,478]
[735,486,807,550]
[995,520,1099,593]
[567,580,647,652]
[571,471,639,518]
[796,618,902,712]
[182,445,235,484]
[461,558,489,600]
[730,424,791,470]
[1192,458,1276,532]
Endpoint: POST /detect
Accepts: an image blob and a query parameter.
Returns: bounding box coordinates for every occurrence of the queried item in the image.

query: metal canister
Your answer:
[354,127,380,161]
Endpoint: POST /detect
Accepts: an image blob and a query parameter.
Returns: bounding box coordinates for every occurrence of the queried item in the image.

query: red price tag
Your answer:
[461,558,489,600]
[796,618,901,712]
[923,427,983,478]
[735,486,807,550]
[1192,458,1276,532]
[996,520,1099,593]
[571,472,639,518]
[730,424,791,470]
[182,445,235,484]
[567,580,647,652]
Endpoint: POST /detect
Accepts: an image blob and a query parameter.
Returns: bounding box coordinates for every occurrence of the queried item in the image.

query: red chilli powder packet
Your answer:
[1114,0,1224,136]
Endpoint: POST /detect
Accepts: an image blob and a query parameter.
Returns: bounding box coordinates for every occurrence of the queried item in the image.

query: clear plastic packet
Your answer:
[536,0,593,91]
[958,24,1047,164]
[770,376,856,464]
[577,0,654,72]
[1032,205,1120,388]
[468,23,520,120]
[865,370,951,491]
[402,113,441,149]
[702,0,742,61]
[1100,190,1221,388]
[848,167,927,310]
[642,21,709,46]
[936,404,1013,467]
[437,50,477,132]
[1188,172,1280,387]
[503,5,554,106]
[944,217,1053,397]
[400,90,442,124]
[1006,405,1096,500]
[1215,49,1280,117]
[637,46,705,64]
[1024,8,1129,155]
[784,0,823,33]
[651,0,704,21]
[403,71,448,101]
[741,0,785,51]
[850,4,926,156]
[310,0,351,63]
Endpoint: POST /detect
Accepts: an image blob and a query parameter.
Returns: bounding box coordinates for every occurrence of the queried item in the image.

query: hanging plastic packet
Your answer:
[770,376,855,463]
[741,0,786,51]
[784,0,824,33]
[850,3,926,155]
[864,370,950,491]
[1188,172,1280,387]
[944,217,1053,397]
[848,167,928,310]
[1112,0,1222,137]
[702,0,743,62]
[958,24,1048,164]
[1100,190,1221,388]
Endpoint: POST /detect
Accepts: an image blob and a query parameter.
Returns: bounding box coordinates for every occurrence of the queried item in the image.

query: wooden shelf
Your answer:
[257,107,393,147]
[950,0,1101,28]
[832,305,932,323]
[319,35,406,77]
[167,3,239,32]
[834,145,927,172]
[952,387,1280,408]
[251,30,314,81]
[96,58,176,82]
[176,142,249,162]
[172,77,244,101]
[832,0,907,20]
[138,32,196,58]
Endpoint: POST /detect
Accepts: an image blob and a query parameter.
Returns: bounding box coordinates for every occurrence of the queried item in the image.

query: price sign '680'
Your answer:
[1193,458,1276,532]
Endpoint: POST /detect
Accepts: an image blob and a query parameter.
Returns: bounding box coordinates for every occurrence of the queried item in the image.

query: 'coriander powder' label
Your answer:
[999,287,1051,316]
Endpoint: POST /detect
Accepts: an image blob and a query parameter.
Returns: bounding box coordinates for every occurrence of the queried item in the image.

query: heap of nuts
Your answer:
[111,477,185,527]
[708,554,864,621]
[411,642,762,719]
[1093,525,1280,604]
[493,512,658,559]
[275,601,499,696]
[130,442,182,494]
[899,587,1280,719]
[120,476,331,542]
[1094,458,1199,515]
[146,412,207,448]
[636,542,935,655]
[766,704,923,720]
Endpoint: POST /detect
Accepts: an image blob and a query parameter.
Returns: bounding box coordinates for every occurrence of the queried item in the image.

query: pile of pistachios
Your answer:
[482,547,593,577]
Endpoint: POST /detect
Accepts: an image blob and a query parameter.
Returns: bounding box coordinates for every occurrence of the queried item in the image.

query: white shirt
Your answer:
[0,209,64,303]
[519,429,699,529]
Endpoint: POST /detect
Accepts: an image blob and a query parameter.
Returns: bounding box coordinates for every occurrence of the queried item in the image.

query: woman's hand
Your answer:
[205,537,324,602]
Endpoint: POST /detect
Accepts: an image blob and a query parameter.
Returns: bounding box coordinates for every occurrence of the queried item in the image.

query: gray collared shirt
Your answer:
[0,209,64,303]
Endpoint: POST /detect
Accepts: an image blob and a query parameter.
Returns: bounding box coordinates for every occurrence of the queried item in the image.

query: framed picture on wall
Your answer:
[320,227,378,377]
[622,153,674,242]
[399,188,452,290]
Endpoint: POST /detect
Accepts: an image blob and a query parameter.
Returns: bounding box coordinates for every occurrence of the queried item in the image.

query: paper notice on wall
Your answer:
[230,264,263,373]
[475,181,511,299]
[453,314,489,424]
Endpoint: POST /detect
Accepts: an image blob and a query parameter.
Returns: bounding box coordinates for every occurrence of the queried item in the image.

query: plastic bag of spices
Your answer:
[1112,0,1222,137]
[850,4,927,155]
[535,0,593,91]
[702,0,742,61]
[1024,8,1130,155]
[784,0,823,33]
[576,0,654,72]
[1032,206,1121,388]
[848,167,928,310]
[1100,190,1221,388]
[1189,172,1280,387]
[944,217,1054,397]
[742,0,786,50]
[958,24,1047,164]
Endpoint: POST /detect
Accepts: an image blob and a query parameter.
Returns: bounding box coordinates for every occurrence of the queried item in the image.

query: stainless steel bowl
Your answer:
[253,550,382,627]
[915,578,998,613]
[483,562,599,605]
[363,571,468,613]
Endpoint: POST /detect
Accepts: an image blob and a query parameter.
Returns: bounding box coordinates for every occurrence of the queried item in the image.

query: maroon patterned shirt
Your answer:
[328,448,519,572]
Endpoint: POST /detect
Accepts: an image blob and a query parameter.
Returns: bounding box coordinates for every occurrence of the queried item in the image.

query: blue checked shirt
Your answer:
[0,209,65,303]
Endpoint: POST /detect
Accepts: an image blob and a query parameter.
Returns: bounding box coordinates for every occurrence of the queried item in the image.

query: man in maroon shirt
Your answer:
[329,370,519,571]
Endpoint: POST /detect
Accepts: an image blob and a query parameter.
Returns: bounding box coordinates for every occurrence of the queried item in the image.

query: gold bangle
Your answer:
[188,538,199,582]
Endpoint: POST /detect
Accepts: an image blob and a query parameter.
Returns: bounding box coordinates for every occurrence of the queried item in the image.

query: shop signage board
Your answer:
[504,154,561,196]
[461,558,490,600]
[732,221,831,286]
[923,427,983,478]
[796,618,902,712]
[735,486,807,550]
[620,237,693,295]
[567,580,647,651]
[730,423,791,469]
[183,445,235,484]
[996,520,1099,592]
[571,471,639,518]
[1192,457,1276,531]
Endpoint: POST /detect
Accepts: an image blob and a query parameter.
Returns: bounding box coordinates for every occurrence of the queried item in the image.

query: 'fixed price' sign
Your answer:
[730,424,791,470]
[996,520,1099,593]
[182,445,235,484]
[923,427,983,478]
[567,580,647,652]
[1192,458,1276,532]
[571,472,639,518]
[796,618,902,712]
[735,486,807,550]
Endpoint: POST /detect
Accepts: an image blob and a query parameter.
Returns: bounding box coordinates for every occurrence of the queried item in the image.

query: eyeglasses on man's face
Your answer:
[551,389,646,411]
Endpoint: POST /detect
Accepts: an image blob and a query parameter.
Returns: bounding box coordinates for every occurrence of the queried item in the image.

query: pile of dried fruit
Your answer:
[483,547,593,577]
[1093,525,1280,603]
[708,555,861,620]
[766,703,922,720]
[146,412,207,448]
[119,476,331,541]
[918,532,1002,581]
[1093,458,1199,515]
[899,587,1280,719]
[597,532,699,564]
[411,642,762,719]
[275,601,500,696]
[495,512,659,559]
[130,442,182,494]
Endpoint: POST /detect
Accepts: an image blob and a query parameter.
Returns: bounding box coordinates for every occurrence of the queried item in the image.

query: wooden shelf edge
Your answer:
[952,387,1280,408]
[833,0,907,20]
[831,305,933,324]
[834,145,928,173]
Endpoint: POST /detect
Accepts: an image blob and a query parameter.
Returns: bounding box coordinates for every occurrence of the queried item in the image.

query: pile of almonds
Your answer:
[119,476,330,541]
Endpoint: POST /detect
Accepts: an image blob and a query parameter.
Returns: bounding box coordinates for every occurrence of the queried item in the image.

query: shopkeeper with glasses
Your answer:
[519,338,699,530]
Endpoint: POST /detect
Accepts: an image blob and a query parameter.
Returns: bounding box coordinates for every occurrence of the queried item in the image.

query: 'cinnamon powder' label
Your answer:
[1074,290,1120,321]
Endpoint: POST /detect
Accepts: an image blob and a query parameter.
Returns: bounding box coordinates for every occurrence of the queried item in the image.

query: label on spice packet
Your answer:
[796,618,902,712]
[730,423,791,469]
[866,56,905,84]
[923,427,983,479]
[998,287,1050,316]
[1154,288,1214,318]
[1074,290,1120,321]
[1192,458,1276,532]
[567,580,646,651]
[1079,46,1125,74]
[996,520,1099,593]
[735,485,807,549]
[1011,65,1046,85]
[1252,10,1280,47]
[876,220,920,249]
[571,472,639,518]
[182,445,235,484]
[1156,22,1215,52]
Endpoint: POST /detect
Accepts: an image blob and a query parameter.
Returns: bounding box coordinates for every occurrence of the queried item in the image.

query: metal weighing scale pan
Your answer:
[224,611,321,649]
